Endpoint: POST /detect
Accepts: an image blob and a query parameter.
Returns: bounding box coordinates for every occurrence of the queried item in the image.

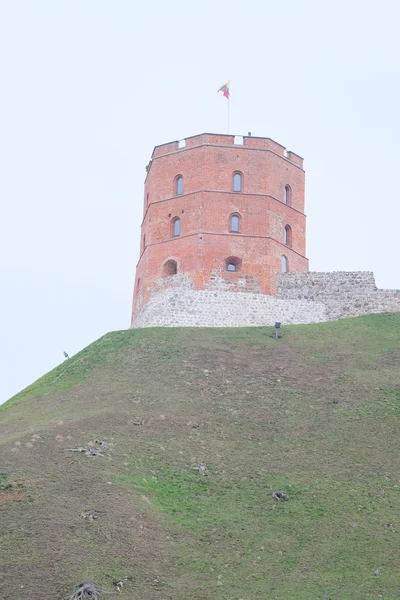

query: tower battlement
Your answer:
[150,133,303,168]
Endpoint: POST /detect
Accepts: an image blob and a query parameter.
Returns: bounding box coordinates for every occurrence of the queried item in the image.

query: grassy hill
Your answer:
[1,314,400,599]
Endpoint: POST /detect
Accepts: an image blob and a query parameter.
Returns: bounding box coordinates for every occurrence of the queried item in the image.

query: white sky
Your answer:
[1,0,399,403]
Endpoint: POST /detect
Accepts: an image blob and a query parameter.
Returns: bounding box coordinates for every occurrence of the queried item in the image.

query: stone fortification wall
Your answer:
[132,288,327,328]
[277,272,400,320]
[205,270,262,294]
[132,271,400,329]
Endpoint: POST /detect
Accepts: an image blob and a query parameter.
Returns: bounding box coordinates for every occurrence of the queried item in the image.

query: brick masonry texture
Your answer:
[131,133,400,329]
[131,133,308,324]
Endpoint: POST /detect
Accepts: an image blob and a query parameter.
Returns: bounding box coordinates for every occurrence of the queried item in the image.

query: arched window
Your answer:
[284,225,292,246]
[230,214,240,232]
[143,234,146,249]
[284,185,291,205]
[225,256,242,272]
[163,259,178,276]
[233,172,242,192]
[175,175,183,195]
[281,255,289,273]
[172,217,181,237]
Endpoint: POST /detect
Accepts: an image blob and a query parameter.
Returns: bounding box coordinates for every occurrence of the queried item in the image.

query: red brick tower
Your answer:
[131,133,308,324]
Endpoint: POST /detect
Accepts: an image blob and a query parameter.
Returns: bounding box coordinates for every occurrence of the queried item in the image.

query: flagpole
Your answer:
[228,80,230,134]
[218,81,230,134]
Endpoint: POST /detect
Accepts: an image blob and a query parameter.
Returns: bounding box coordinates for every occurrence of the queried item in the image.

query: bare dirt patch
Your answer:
[0,489,22,504]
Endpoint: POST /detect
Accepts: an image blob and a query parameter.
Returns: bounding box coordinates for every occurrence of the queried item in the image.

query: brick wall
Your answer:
[131,133,308,324]
[131,135,400,330]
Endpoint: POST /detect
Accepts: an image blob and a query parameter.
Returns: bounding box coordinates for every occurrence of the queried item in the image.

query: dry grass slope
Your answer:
[1,314,400,599]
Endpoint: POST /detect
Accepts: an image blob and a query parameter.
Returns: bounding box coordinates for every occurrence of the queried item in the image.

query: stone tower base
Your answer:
[131,272,400,329]
[131,289,327,328]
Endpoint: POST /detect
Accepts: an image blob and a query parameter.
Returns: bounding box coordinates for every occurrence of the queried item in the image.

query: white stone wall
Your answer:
[205,270,262,293]
[277,272,400,320]
[132,271,400,329]
[131,288,327,328]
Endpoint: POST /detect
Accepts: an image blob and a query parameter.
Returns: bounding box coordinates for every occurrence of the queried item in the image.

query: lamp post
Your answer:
[274,322,281,339]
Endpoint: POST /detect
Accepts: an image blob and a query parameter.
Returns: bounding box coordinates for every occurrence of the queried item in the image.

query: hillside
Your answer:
[1,315,400,600]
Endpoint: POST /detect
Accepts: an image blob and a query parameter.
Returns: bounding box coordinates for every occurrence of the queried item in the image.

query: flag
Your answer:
[218,82,230,99]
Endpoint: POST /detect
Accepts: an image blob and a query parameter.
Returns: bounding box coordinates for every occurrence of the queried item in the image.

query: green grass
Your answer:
[0,472,13,491]
[0,328,158,411]
[1,314,400,599]
[113,465,400,598]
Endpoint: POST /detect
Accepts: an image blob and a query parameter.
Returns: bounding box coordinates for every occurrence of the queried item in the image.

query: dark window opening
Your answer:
[284,225,292,246]
[233,172,242,192]
[172,217,181,237]
[225,256,242,272]
[284,185,291,205]
[176,175,183,195]
[231,214,240,232]
[163,259,178,276]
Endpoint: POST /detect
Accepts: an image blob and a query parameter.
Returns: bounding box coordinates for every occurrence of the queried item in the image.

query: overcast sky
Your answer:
[0,0,399,403]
